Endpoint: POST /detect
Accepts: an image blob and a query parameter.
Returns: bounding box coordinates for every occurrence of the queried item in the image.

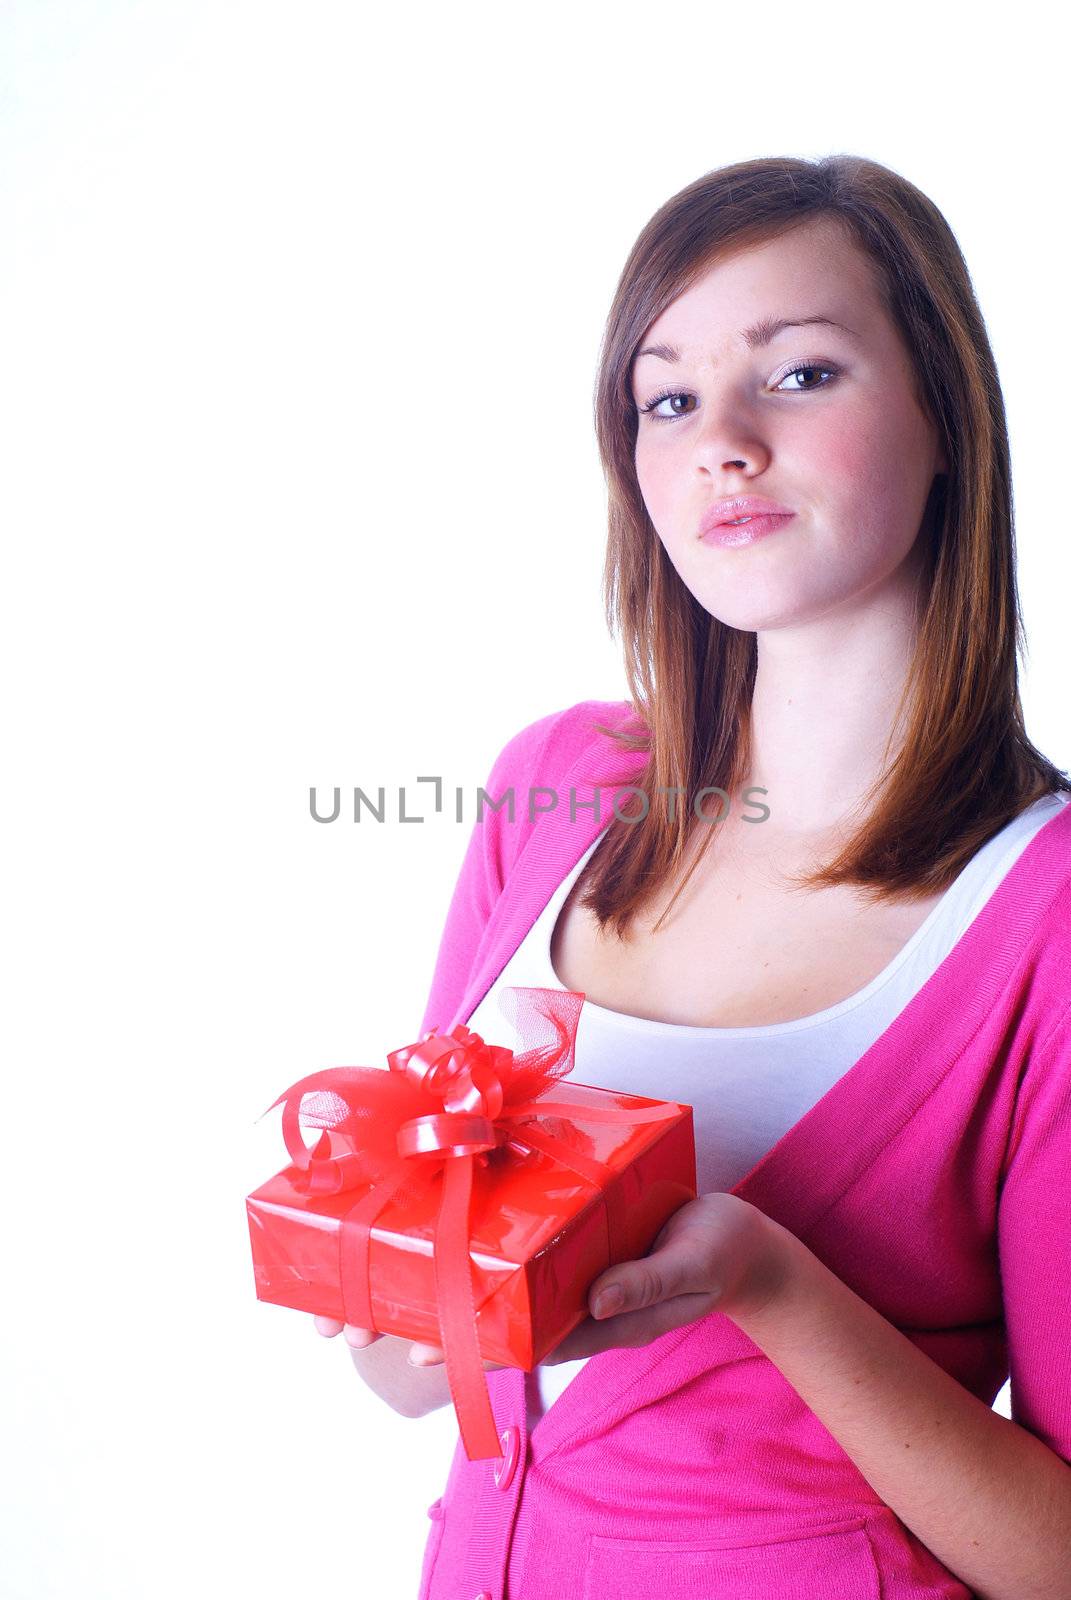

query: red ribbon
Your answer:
[262,986,680,1460]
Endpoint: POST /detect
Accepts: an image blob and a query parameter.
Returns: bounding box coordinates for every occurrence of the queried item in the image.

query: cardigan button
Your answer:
[492,1424,521,1491]
[474,1593,492,1599]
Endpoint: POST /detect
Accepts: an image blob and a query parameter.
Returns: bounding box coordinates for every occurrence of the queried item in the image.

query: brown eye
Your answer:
[641,391,698,420]
[773,363,838,393]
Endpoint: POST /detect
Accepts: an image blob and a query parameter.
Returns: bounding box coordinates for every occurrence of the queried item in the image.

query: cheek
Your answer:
[633,440,657,507]
[634,438,680,530]
[802,413,880,485]
[803,412,929,547]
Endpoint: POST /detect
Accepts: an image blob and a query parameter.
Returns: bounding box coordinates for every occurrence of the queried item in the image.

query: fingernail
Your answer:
[593,1285,624,1318]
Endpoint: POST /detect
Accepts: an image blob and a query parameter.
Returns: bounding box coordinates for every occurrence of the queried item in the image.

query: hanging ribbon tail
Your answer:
[434,1156,503,1460]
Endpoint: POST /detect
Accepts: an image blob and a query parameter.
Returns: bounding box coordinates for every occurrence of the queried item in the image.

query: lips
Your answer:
[698,496,795,539]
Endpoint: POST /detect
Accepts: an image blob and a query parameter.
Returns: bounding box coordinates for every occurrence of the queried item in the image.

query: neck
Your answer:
[742,576,923,840]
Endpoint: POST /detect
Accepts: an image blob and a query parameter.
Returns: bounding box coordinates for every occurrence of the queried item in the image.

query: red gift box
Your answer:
[246,987,696,1460]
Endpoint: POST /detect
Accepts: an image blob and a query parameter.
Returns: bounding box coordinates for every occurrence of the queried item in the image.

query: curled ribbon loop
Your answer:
[259,986,681,1462]
[395,1112,498,1160]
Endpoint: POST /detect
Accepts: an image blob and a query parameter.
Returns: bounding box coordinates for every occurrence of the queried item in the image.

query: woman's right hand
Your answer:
[313,1315,458,1417]
[313,1315,445,1364]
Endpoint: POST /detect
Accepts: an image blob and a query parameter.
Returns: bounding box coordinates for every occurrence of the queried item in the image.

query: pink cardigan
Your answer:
[416,699,1071,1600]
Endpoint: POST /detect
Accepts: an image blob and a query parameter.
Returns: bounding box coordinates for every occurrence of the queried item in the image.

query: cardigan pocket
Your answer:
[580,1514,881,1600]
[417,1497,446,1600]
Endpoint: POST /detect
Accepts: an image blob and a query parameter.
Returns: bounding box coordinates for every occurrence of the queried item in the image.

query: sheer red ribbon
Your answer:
[262,986,680,1460]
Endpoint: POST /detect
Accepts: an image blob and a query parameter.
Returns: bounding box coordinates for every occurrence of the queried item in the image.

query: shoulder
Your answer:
[483,697,643,793]
[476,697,644,889]
[1013,800,1071,989]
[998,811,1071,1155]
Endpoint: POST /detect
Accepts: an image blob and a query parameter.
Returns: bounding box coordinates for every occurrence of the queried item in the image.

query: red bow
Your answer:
[262,987,676,1460]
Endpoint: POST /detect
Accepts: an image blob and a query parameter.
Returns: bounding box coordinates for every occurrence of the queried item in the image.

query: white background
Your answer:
[2,4,1067,1597]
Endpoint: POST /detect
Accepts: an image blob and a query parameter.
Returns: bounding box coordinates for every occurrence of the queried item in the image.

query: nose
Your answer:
[689,393,770,479]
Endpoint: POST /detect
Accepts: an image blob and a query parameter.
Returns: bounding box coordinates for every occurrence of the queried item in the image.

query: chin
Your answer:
[691,586,857,632]
[686,574,804,623]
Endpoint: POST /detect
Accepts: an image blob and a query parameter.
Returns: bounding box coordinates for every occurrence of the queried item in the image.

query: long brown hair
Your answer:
[580,153,1070,939]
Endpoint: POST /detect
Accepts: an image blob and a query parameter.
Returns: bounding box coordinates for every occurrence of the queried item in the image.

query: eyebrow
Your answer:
[635,314,859,365]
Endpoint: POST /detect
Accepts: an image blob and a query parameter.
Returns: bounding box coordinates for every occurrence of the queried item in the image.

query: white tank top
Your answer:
[466,793,1069,1431]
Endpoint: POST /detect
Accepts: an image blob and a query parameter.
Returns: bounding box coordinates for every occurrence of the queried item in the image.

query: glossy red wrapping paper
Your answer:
[245,987,697,1459]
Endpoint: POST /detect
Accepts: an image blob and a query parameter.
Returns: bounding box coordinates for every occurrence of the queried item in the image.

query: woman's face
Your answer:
[631,217,948,633]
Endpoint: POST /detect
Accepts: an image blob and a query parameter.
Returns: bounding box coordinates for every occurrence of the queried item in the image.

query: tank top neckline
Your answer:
[536,792,1070,1040]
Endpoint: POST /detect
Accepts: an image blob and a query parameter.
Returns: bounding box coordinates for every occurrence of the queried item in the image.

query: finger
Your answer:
[314,1315,345,1337]
[548,1293,716,1361]
[540,1318,597,1364]
[343,1324,381,1348]
[589,1242,715,1320]
[590,1263,673,1319]
[407,1343,446,1366]
[407,1343,506,1372]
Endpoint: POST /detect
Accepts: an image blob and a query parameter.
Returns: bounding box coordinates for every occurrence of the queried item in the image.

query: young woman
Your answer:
[316,154,1071,1599]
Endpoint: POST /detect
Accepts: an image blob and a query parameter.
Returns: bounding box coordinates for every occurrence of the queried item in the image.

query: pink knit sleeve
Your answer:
[997,998,1071,1464]
[418,707,569,1037]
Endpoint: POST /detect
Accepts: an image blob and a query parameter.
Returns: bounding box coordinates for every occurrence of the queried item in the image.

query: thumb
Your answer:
[590,1244,693,1319]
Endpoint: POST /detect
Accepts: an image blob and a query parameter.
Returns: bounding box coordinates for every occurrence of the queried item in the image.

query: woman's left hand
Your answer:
[406,1192,794,1369]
